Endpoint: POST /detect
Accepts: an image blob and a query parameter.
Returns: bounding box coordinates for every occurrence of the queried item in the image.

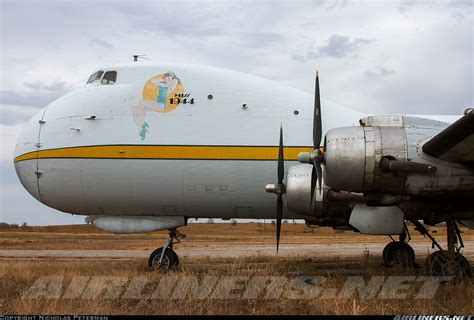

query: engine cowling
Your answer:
[285,164,320,215]
[324,125,408,194]
[285,164,357,226]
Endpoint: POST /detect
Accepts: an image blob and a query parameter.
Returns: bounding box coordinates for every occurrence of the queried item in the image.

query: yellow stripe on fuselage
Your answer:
[14,145,318,162]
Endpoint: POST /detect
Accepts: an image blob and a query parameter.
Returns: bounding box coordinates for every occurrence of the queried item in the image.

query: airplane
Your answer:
[13,61,474,278]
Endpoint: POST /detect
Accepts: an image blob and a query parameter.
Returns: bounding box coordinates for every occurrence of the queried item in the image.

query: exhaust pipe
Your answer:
[379,157,437,175]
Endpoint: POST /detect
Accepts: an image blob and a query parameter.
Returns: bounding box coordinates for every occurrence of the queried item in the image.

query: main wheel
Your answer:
[383,242,416,267]
[424,250,472,279]
[148,247,179,271]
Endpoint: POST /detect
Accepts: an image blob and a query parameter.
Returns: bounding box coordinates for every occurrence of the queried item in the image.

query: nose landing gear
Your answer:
[148,228,186,271]
[382,222,417,268]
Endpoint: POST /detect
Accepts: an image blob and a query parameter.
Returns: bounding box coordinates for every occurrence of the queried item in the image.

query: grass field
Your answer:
[0,223,473,315]
[1,257,473,315]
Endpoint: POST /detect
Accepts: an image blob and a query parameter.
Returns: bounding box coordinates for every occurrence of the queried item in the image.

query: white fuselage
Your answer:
[14,63,364,219]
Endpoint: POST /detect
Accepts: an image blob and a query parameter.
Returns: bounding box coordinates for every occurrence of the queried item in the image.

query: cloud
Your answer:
[0,89,63,108]
[0,107,36,125]
[0,0,472,225]
[23,80,72,92]
[240,32,285,48]
[112,2,225,38]
[89,37,114,49]
[292,34,374,61]
[365,67,396,80]
[318,34,373,57]
[0,81,74,109]
[325,0,350,11]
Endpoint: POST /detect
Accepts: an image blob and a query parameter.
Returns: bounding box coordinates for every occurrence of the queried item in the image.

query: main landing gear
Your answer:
[412,219,472,280]
[382,222,417,268]
[148,228,186,271]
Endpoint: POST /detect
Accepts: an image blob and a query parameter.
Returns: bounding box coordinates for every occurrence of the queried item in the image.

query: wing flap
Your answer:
[422,111,474,165]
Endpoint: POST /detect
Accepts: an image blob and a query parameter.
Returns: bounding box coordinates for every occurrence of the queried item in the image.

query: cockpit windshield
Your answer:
[87,71,104,84]
[101,71,117,85]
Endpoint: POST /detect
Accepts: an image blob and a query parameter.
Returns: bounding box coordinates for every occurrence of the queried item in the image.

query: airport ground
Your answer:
[0,222,473,315]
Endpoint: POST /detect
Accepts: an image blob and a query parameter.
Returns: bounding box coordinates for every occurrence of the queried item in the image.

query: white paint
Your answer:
[349,205,404,235]
[91,215,186,233]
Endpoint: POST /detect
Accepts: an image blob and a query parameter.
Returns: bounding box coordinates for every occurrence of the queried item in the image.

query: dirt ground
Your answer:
[1,222,471,250]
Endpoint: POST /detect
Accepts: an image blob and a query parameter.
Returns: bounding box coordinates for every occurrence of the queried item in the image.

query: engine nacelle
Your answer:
[285,164,355,226]
[324,125,408,194]
[285,164,320,215]
[324,115,474,200]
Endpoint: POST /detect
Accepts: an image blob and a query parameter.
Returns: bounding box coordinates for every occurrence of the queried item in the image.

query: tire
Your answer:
[383,242,416,268]
[148,247,179,271]
[382,242,399,266]
[425,250,472,280]
[168,249,179,266]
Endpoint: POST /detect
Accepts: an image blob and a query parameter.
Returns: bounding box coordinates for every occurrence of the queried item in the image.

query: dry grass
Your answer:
[1,223,473,314]
[0,256,473,315]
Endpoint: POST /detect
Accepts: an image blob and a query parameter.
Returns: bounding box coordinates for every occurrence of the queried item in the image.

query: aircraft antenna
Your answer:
[133,55,150,62]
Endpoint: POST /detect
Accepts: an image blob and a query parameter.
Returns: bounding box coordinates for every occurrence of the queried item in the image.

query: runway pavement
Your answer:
[1,242,474,260]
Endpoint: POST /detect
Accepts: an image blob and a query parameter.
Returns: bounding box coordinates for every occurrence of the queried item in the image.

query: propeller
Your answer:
[265,126,286,252]
[312,71,324,194]
[298,71,324,196]
[265,71,323,250]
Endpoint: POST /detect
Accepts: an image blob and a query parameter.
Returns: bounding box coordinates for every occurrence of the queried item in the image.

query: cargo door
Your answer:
[36,92,87,212]
[14,107,48,202]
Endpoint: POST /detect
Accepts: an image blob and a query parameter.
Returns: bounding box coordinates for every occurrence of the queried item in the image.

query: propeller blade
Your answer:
[313,71,322,150]
[277,126,284,185]
[264,126,286,251]
[311,71,324,195]
[276,126,285,252]
[276,194,283,252]
[314,158,322,193]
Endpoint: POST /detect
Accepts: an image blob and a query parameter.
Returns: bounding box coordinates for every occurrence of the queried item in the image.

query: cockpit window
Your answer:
[87,71,104,84]
[101,71,117,85]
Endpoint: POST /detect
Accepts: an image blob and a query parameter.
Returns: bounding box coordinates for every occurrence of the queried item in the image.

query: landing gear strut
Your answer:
[411,219,471,279]
[420,220,472,279]
[148,228,186,271]
[382,222,416,268]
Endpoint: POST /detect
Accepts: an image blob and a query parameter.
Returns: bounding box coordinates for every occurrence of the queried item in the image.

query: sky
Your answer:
[0,0,473,225]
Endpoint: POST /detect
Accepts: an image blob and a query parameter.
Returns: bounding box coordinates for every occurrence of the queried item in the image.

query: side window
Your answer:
[87,71,104,84]
[101,71,117,85]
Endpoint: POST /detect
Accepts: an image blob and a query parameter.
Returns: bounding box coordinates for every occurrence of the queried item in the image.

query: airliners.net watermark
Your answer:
[21,275,456,300]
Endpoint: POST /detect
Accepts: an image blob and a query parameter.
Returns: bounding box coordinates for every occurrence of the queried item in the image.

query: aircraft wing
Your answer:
[422,110,474,167]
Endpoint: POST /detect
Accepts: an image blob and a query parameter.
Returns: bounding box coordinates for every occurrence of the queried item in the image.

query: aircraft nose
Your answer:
[13,109,45,202]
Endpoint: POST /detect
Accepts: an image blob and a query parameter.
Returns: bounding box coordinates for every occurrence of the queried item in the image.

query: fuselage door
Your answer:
[14,106,48,202]
[36,90,87,212]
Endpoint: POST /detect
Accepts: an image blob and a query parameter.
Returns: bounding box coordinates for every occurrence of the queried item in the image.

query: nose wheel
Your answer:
[382,222,417,268]
[148,229,185,271]
[383,241,416,268]
[148,247,179,271]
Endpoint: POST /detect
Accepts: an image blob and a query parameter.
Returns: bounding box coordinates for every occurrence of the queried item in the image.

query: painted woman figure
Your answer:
[151,72,180,110]
[131,72,182,140]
